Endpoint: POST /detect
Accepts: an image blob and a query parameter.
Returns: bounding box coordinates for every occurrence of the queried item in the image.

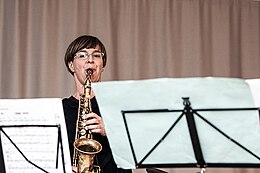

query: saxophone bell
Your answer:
[74,138,102,173]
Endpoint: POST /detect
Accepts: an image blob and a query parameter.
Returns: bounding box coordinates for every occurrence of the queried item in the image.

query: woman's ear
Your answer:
[101,67,104,73]
[69,62,75,72]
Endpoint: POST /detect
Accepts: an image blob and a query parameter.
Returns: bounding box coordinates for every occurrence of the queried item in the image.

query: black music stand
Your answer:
[0,125,66,173]
[0,98,71,173]
[92,77,260,172]
[121,98,260,172]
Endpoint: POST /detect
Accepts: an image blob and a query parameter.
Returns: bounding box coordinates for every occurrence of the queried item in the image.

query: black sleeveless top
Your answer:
[62,96,131,173]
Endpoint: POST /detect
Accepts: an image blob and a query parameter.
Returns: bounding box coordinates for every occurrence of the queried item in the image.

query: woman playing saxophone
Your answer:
[62,35,132,173]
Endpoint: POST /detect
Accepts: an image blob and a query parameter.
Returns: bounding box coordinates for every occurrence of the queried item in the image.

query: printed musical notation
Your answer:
[0,98,71,173]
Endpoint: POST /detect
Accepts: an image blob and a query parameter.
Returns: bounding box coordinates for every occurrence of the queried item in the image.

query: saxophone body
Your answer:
[73,69,102,173]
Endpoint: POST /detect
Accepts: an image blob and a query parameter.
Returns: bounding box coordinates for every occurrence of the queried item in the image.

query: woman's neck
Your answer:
[73,85,95,100]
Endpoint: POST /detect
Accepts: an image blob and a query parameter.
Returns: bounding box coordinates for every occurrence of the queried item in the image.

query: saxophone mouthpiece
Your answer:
[86,68,93,75]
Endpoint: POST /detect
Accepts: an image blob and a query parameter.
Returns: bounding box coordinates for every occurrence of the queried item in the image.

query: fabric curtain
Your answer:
[0,0,260,172]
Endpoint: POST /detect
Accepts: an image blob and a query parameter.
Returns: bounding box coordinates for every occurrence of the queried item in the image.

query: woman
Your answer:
[62,35,132,173]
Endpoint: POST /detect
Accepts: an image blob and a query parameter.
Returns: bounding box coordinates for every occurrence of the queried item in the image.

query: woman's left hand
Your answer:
[85,112,106,136]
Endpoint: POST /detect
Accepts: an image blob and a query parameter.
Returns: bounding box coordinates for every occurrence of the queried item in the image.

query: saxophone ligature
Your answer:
[73,68,102,173]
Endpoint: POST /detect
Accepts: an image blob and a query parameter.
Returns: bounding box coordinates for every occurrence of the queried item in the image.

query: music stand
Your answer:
[0,125,65,173]
[92,77,260,172]
[0,98,71,173]
[121,97,260,172]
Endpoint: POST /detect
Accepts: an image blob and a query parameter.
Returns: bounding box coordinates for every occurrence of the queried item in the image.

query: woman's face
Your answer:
[69,45,104,85]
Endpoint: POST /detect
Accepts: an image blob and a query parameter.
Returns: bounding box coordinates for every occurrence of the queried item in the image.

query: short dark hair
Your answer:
[64,35,107,75]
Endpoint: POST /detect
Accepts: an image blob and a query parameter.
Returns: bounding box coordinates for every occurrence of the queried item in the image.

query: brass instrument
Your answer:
[73,69,102,173]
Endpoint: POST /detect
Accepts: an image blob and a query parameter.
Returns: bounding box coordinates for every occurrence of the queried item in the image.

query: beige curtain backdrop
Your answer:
[0,0,260,172]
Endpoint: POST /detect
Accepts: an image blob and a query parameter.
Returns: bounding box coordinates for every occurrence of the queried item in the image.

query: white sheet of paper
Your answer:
[93,77,260,169]
[0,98,71,173]
[246,79,260,107]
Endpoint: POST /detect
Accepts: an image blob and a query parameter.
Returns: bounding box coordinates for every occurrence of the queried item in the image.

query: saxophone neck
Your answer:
[83,69,93,101]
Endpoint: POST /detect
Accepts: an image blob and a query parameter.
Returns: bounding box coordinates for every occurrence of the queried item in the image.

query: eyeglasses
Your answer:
[74,51,104,60]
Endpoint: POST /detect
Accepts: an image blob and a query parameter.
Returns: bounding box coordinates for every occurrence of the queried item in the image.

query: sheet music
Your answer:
[0,98,71,173]
[92,77,260,169]
[246,79,260,107]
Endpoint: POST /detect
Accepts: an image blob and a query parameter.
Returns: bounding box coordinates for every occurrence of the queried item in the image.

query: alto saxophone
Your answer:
[73,69,102,173]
